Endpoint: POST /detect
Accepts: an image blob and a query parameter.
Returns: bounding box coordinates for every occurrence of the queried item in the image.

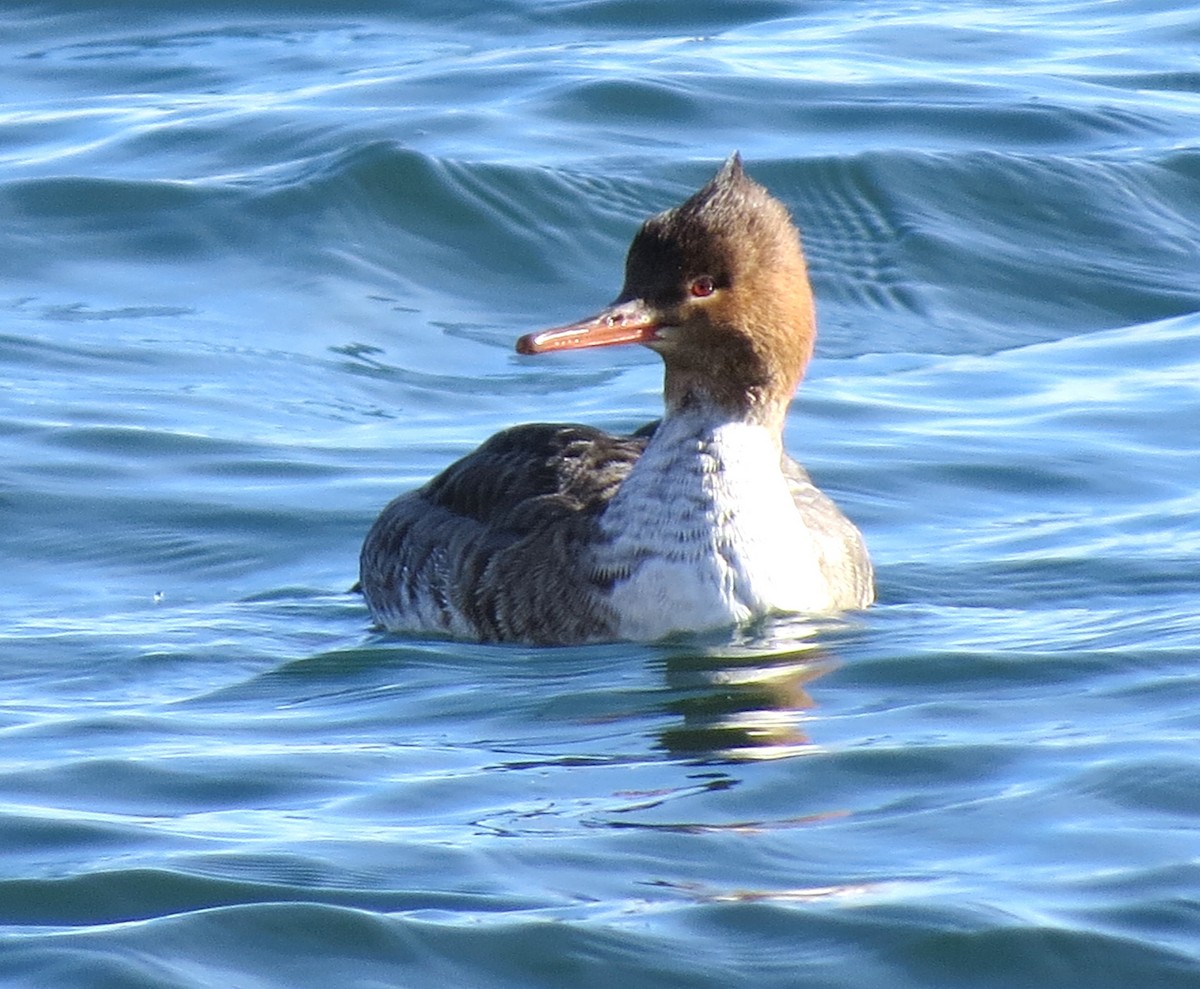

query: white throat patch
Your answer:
[592,410,833,640]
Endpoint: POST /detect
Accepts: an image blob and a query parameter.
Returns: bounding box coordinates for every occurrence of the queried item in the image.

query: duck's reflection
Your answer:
[654,617,842,761]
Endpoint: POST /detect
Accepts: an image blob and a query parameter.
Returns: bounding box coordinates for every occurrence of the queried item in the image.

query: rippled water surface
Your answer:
[3,2,1200,986]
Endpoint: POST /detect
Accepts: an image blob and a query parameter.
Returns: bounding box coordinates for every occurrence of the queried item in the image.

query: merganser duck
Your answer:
[360,154,873,644]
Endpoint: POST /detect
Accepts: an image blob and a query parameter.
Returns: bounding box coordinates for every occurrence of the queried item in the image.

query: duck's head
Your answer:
[517,153,816,430]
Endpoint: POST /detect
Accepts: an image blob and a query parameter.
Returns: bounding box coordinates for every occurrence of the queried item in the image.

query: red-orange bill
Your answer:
[516,301,660,354]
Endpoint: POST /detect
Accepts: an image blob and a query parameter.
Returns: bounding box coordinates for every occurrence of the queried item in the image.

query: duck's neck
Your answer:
[609,399,788,519]
[654,398,784,456]
[662,360,798,437]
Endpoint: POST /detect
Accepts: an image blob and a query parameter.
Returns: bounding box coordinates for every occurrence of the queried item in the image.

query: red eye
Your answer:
[690,276,715,298]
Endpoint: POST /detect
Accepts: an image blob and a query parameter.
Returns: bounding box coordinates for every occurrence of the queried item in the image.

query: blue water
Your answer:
[3,2,1200,986]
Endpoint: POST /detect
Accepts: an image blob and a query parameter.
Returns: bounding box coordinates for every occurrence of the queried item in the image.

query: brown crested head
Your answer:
[517,154,815,430]
[620,153,814,425]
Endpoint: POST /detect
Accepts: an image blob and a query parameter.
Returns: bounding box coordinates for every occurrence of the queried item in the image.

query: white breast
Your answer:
[591,412,835,640]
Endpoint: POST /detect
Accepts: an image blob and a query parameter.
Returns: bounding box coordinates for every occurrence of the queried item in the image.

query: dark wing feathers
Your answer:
[419,423,647,531]
[359,423,648,642]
